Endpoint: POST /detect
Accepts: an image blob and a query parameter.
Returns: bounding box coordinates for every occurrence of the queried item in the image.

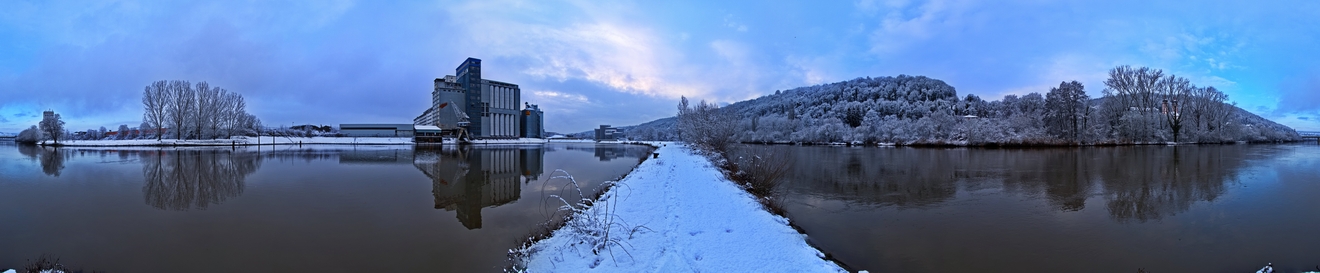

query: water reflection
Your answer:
[767,145,1268,222]
[566,144,654,161]
[413,146,545,229]
[142,149,262,211]
[38,147,67,177]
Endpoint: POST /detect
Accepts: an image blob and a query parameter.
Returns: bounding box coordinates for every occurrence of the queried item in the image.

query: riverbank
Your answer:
[515,143,844,272]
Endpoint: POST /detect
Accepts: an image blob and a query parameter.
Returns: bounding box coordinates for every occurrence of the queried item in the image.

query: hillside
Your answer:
[613,74,1300,145]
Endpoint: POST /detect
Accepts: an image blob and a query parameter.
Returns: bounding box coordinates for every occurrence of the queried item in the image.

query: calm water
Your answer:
[0,142,653,272]
[756,144,1320,273]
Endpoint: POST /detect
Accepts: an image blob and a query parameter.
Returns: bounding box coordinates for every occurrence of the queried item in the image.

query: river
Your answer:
[751,143,1320,272]
[0,142,653,272]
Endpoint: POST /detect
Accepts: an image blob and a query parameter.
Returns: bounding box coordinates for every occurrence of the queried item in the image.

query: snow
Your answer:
[519,142,844,272]
[3,269,13,273]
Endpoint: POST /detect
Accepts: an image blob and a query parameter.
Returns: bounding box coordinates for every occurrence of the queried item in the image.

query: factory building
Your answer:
[520,103,544,139]
[418,58,545,139]
[339,124,416,137]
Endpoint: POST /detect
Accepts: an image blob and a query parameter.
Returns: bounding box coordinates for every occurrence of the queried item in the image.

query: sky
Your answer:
[2,0,1319,134]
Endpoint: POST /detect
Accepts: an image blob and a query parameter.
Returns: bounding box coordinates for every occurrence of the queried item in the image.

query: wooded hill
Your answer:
[615,67,1300,145]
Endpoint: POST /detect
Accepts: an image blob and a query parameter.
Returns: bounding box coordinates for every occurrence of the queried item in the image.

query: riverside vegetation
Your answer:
[625,65,1300,145]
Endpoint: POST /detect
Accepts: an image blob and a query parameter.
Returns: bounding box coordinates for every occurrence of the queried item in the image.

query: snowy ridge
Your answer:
[521,143,844,272]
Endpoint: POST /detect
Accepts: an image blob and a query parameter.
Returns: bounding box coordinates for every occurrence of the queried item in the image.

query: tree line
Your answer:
[142,80,261,140]
[657,65,1299,145]
[14,80,262,144]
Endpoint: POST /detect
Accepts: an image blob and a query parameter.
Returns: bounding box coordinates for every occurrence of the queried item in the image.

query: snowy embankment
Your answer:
[519,143,844,272]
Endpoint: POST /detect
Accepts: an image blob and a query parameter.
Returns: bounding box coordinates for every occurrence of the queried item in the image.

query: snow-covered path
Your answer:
[522,143,844,272]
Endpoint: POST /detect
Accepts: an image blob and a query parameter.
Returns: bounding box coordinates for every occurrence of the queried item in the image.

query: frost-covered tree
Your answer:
[678,96,737,152]
[117,124,130,140]
[1045,81,1090,142]
[16,125,41,143]
[39,112,65,144]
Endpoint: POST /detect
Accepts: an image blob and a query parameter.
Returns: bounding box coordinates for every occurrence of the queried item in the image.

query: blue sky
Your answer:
[2,0,1318,134]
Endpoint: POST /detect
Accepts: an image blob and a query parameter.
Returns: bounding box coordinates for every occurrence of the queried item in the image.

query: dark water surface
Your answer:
[756,144,1320,273]
[0,142,653,272]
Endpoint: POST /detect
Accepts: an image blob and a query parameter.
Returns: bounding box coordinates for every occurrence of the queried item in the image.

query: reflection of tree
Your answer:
[413,146,542,229]
[1096,146,1255,223]
[17,144,40,160]
[142,149,261,211]
[768,146,958,207]
[34,146,67,177]
[772,144,1266,222]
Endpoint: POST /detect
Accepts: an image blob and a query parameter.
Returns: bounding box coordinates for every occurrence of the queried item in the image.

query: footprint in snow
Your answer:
[689,230,704,236]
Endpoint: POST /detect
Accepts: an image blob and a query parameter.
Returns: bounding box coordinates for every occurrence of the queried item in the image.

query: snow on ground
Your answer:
[521,142,844,273]
[2,269,12,273]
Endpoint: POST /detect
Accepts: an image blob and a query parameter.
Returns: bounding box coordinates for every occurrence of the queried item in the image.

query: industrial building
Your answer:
[595,125,622,141]
[418,58,545,139]
[339,124,416,137]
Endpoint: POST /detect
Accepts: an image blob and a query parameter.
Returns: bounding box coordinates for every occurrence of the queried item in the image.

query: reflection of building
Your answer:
[413,146,545,229]
[338,149,414,164]
[563,144,650,162]
[594,144,624,161]
[418,58,545,139]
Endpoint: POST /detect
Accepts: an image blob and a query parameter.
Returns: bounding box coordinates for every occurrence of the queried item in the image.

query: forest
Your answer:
[624,65,1300,145]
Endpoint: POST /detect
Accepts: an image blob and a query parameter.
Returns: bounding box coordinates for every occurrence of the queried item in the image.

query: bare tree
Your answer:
[167,80,196,139]
[220,91,246,138]
[39,112,65,144]
[194,81,213,139]
[142,80,172,140]
[1158,75,1192,142]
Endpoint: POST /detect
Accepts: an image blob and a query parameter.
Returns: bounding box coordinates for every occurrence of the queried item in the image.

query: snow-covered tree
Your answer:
[16,125,41,143]
[117,124,131,140]
[1045,81,1090,142]
[39,112,65,144]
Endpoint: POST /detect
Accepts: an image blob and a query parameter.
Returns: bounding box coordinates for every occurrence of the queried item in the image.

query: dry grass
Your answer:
[506,144,658,272]
[719,146,794,216]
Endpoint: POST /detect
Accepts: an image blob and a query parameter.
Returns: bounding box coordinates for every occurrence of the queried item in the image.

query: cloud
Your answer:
[1275,72,1320,117]
[723,14,748,32]
[864,0,976,54]
[447,0,710,100]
